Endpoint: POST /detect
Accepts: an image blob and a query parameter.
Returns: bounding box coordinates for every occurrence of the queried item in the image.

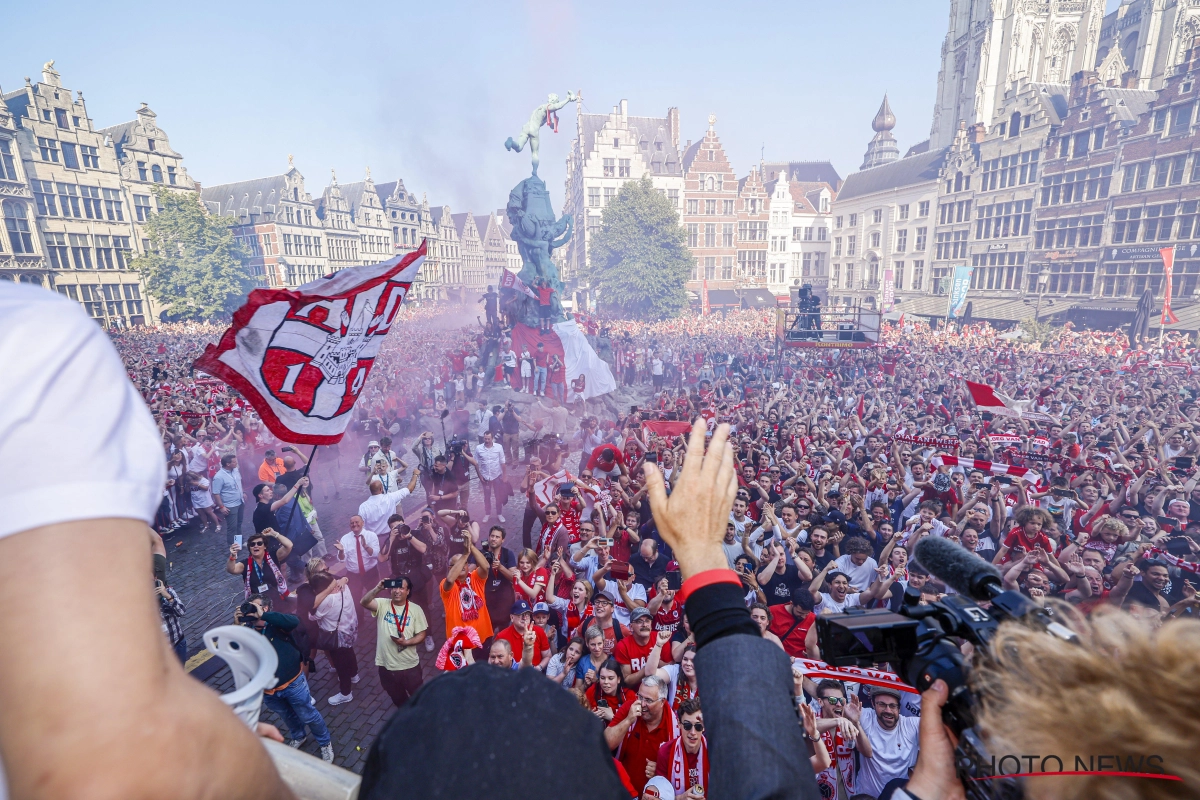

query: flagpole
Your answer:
[280,444,319,544]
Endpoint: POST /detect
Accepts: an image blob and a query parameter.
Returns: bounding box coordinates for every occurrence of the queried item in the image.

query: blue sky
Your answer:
[2,0,1124,213]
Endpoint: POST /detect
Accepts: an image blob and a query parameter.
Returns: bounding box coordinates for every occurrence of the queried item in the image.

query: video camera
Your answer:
[236,602,261,628]
[448,436,467,456]
[816,537,1078,800]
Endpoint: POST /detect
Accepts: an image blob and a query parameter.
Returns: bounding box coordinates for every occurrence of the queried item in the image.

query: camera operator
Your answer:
[447,435,472,510]
[428,454,460,512]
[382,515,431,607]
[238,595,335,762]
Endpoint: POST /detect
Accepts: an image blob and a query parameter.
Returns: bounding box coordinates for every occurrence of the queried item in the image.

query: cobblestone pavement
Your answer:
[169,423,552,772]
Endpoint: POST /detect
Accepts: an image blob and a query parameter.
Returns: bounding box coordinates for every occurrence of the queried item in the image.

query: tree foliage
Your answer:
[1018,316,1064,347]
[584,175,692,320]
[132,188,254,321]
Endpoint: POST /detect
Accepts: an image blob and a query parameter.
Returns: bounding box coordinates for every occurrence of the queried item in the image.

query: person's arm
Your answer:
[642,419,821,800]
[226,542,246,575]
[0,519,297,800]
[266,529,292,562]
[360,580,385,611]
[520,629,536,669]
[312,576,348,609]
[268,476,307,512]
[603,699,641,750]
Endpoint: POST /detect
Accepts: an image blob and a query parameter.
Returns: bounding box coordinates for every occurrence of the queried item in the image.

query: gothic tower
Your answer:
[861,95,900,170]
[929,0,1104,149]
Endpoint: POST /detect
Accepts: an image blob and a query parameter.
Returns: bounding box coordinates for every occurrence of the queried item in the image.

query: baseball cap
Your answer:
[532,602,550,615]
[510,599,532,616]
[629,607,653,622]
[592,593,614,606]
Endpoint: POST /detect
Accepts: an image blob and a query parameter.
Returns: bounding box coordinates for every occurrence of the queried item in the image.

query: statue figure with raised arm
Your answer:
[504,90,579,177]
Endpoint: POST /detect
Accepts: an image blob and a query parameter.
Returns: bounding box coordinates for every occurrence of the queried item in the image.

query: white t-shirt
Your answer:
[0,283,166,542]
[833,554,879,591]
[815,591,862,615]
[856,708,921,797]
[0,283,167,799]
[599,580,647,627]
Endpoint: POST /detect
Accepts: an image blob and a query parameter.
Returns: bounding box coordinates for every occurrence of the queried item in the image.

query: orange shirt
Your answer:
[440,571,493,641]
[258,458,285,483]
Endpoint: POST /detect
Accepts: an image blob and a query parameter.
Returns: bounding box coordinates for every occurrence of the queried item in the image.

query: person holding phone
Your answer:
[360,576,428,708]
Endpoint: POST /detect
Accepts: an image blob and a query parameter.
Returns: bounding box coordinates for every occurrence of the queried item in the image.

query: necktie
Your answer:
[355,535,366,574]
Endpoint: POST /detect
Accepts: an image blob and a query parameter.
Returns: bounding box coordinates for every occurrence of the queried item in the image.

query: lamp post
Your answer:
[1034,272,1050,320]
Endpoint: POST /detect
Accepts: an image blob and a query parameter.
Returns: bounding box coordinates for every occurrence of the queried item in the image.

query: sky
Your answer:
[2,0,1126,214]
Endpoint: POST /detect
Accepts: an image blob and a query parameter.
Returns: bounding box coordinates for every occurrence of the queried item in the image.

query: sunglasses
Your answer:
[821,696,846,705]
[680,721,704,732]
[249,541,266,548]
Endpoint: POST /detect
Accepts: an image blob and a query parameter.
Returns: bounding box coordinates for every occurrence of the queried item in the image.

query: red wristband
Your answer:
[678,569,742,604]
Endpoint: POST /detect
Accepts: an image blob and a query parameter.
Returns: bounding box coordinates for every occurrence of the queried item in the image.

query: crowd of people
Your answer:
[108,304,1200,797]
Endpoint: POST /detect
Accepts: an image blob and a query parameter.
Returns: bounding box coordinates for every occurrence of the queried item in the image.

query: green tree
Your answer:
[1018,316,1064,347]
[132,188,254,321]
[585,175,692,320]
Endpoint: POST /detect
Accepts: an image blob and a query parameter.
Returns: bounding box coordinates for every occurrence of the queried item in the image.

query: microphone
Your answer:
[914,536,1003,601]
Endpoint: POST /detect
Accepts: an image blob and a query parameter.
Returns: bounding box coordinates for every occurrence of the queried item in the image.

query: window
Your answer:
[804,227,814,241]
[723,223,734,247]
[1093,127,1105,150]
[792,226,803,242]
[981,150,1040,190]
[32,180,58,216]
[56,184,82,217]
[150,164,163,183]
[80,186,102,219]
[870,231,881,248]
[723,199,734,215]
[818,228,827,241]
[668,189,680,205]
[896,229,908,252]
[918,201,930,217]
[69,233,93,268]
[94,235,115,269]
[1122,161,1150,192]
[38,137,60,163]
[167,166,177,185]
[705,223,716,247]
[134,195,152,222]
[283,232,294,255]
[801,251,812,278]
[1072,131,1089,158]
[1058,136,1070,158]
[3,201,34,253]
[894,261,905,287]
[1171,102,1194,133]
[872,209,882,224]
[849,213,857,226]
[835,216,843,228]
[137,161,147,181]
[612,138,620,149]
[588,187,600,208]
[737,221,767,241]
[687,224,699,248]
[834,237,842,256]
[974,200,1034,239]
[618,159,631,178]
[737,250,766,277]
[1153,109,1168,132]
[911,261,924,290]
[44,231,68,268]
[721,256,734,280]
[80,144,100,169]
[1169,155,1188,186]
[603,158,615,178]
[704,256,716,280]
[847,235,856,256]
[147,138,157,151]
[916,227,928,251]
[968,251,1026,290]
[705,199,716,215]
[603,187,615,204]
[0,139,16,181]
[54,108,69,129]
[1040,166,1113,204]
[832,264,841,287]
[687,199,698,215]
[1034,214,1105,248]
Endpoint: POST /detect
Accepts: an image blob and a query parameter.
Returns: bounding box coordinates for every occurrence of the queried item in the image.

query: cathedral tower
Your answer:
[861,95,900,170]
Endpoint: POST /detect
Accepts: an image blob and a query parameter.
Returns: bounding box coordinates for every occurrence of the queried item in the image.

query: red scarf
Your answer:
[667,734,708,794]
[566,601,593,639]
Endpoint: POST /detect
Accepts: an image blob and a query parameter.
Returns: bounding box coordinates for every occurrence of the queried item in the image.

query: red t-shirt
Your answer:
[494,623,551,666]
[613,634,673,675]
[537,286,553,305]
[610,699,675,795]
[1002,526,1052,557]
[768,605,815,658]
[514,567,549,602]
[653,602,682,635]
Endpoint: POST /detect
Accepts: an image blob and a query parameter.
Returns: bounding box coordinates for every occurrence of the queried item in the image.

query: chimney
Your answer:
[686,139,692,150]
[619,99,628,118]
[968,123,986,143]
[1122,69,1139,88]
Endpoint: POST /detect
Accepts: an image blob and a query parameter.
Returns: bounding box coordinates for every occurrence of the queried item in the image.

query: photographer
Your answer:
[382,515,432,606]
[428,454,460,512]
[361,576,428,708]
[239,594,335,762]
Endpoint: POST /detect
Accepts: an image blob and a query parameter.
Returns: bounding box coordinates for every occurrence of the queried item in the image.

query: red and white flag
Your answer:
[930,454,1030,480]
[1161,247,1179,325]
[499,268,538,300]
[987,433,1022,447]
[194,244,425,444]
[965,380,1055,424]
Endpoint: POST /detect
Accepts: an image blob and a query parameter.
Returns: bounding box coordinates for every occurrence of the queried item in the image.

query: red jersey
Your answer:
[653,602,682,635]
[768,605,815,658]
[494,623,550,666]
[537,286,553,305]
[612,634,673,674]
[610,699,676,795]
[1002,526,1053,559]
[514,567,549,603]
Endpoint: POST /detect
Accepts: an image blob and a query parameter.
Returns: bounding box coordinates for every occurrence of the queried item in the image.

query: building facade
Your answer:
[1,63,157,327]
[681,115,739,291]
[452,212,485,294]
[735,168,770,291]
[563,99,685,287]
[332,171,393,266]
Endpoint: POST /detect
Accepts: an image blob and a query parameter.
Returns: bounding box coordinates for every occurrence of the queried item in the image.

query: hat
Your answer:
[368,440,381,448]
[629,607,653,622]
[532,602,550,615]
[642,776,674,799]
[510,599,532,616]
[592,593,614,605]
[871,685,903,701]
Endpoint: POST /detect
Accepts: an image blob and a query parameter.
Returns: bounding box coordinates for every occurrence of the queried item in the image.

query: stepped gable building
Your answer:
[681,114,739,291]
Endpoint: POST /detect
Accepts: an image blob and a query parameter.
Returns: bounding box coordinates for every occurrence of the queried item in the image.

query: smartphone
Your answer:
[1175,456,1194,471]
[234,534,242,548]
[609,561,631,581]
[666,572,682,591]
[599,538,614,547]
[645,452,658,463]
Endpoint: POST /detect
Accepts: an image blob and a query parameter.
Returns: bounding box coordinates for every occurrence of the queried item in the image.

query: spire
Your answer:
[860,94,900,171]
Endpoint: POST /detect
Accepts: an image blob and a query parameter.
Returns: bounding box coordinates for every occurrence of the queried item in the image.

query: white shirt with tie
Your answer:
[357,487,412,538]
[338,530,380,574]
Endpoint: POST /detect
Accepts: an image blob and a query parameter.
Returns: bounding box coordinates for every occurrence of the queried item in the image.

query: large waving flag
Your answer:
[965,380,1055,425]
[195,244,425,444]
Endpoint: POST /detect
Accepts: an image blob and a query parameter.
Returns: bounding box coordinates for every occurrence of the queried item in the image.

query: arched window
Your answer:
[954,171,964,192]
[3,200,33,253]
[19,273,42,286]
[1009,111,1021,138]
[151,164,163,183]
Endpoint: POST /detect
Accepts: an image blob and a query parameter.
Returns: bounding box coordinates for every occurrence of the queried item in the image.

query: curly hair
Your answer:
[1012,505,1053,528]
[975,604,1200,799]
